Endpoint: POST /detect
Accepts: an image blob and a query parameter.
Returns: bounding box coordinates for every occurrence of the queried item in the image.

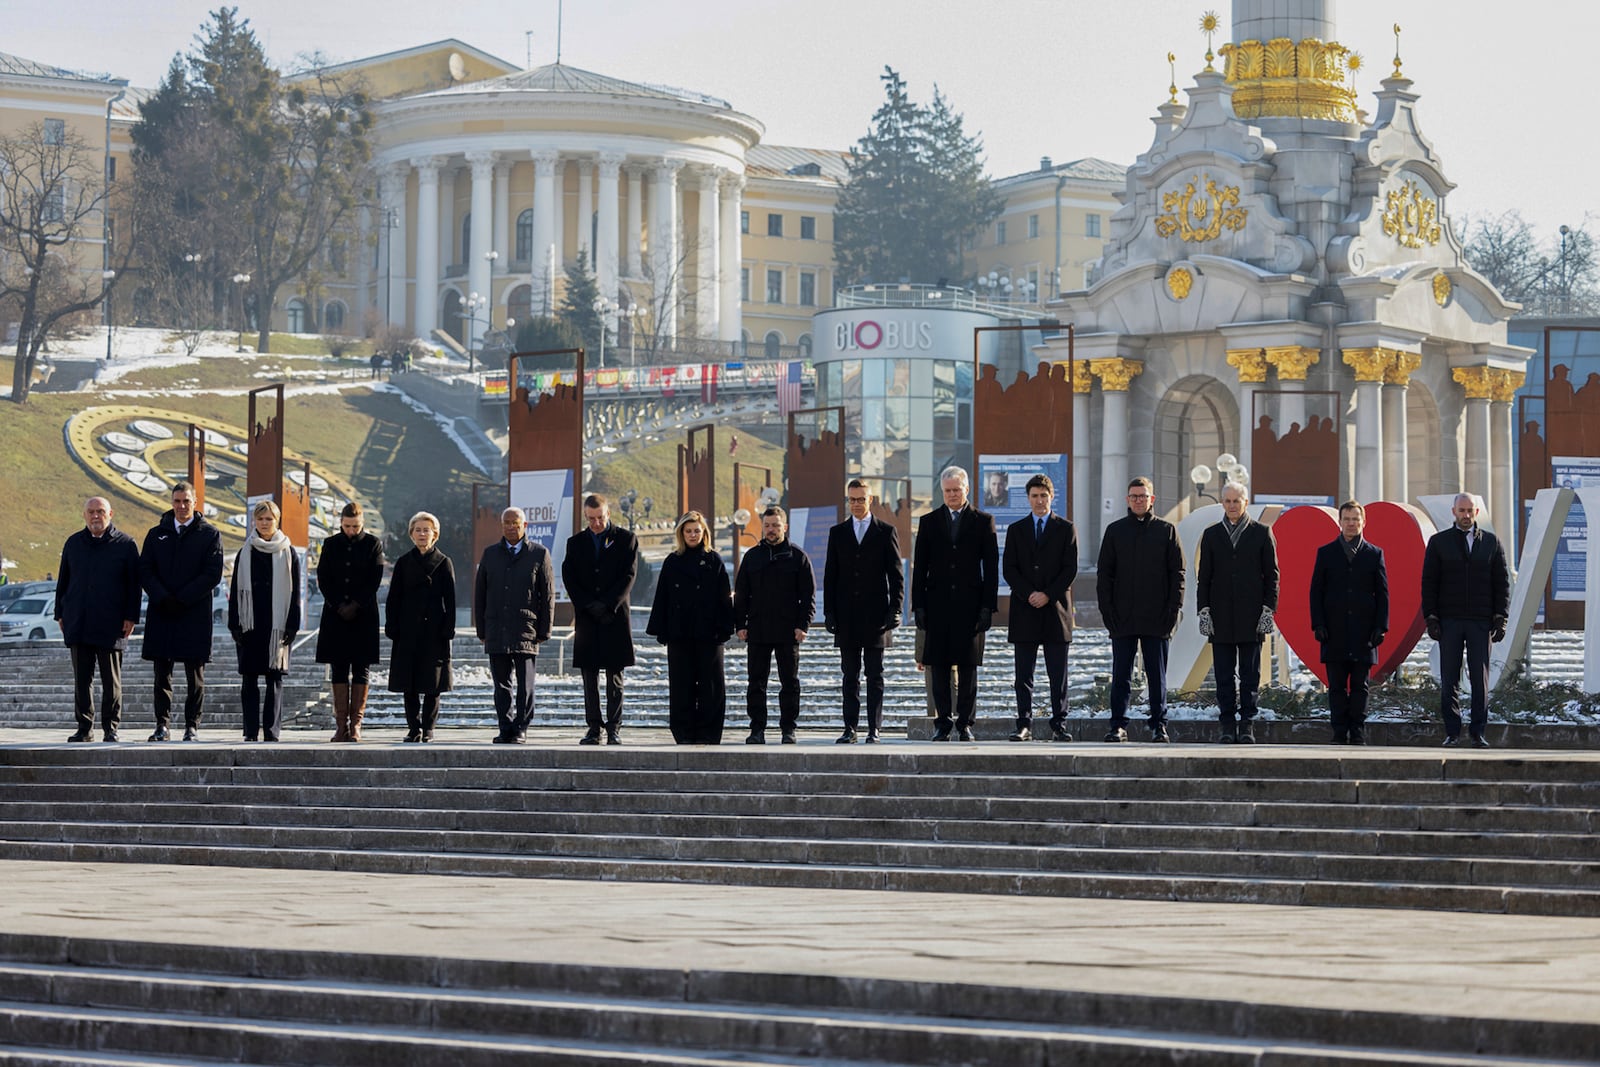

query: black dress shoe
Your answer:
[513,732,528,744]
[1103,727,1127,743]
[1442,735,1459,747]
[780,731,798,744]
[1050,725,1072,743]
[1009,727,1032,742]
[1218,731,1236,744]
[403,731,422,743]
[1237,723,1256,744]
[606,730,622,745]
[864,731,880,744]
[1348,729,1366,746]
[243,735,259,742]
[67,731,91,743]
[102,730,119,743]
[1471,734,1490,748]
[957,726,976,742]
[491,733,513,744]
[148,726,170,742]
[836,729,857,744]
[579,728,602,746]
[746,731,766,745]
[421,731,435,743]
[182,727,198,741]
[1149,723,1170,743]
[930,726,952,741]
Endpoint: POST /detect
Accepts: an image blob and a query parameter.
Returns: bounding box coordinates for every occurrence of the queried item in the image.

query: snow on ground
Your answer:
[376,382,493,474]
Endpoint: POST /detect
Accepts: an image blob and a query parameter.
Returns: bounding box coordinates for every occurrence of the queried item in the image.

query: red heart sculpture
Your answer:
[1270,502,1434,685]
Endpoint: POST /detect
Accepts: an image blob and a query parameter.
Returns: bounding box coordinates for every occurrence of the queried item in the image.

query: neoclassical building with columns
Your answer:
[1041,0,1528,563]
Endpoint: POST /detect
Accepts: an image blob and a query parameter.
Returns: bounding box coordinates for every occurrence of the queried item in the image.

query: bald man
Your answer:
[1421,493,1510,748]
[56,497,142,742]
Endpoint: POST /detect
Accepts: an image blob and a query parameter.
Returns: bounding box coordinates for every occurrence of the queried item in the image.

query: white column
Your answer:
[354,206,371,329]
[380,164,408,329]
[1072,374,1093,570]
[576,160,594,264]
[550,158,566,276]
[625,165,644,278]
[651,159,683,342]
[439,166,455,271]
[1382,383,1408,504]
[596,154,623,300]
[493,160,512,274]
[719,173,743,344]
[411,156,443,339]
[1099,387,1129,549]
[1464,395,1492,509]
[695,167,720,340]
[1491,396,1514,536]
[1353,379,1384,502]
[531,150,559,316]
[466,151,496,347]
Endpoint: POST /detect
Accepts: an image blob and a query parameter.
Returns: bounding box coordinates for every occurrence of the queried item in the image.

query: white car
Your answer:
[0,593,62,643]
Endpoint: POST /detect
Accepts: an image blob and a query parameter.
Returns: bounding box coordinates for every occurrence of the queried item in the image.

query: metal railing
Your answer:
[834,283,1044,321]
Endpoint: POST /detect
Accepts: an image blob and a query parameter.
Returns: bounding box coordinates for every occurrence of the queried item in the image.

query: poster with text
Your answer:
[977,453,1068,598]
[510,468,576,603]
[785,505,834,621]
[1550,457,1600,601]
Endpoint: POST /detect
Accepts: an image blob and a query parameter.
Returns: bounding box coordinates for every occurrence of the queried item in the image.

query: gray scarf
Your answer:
[1341,535,1363,562]
[1224,513,1249,549]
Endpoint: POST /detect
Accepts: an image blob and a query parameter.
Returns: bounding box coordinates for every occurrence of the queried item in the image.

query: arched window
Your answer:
[323,302,346,331]
[797,333,813,359]
[286,299,306,333]
[739,330,751,360]
[515,209,533,262]
[764,331,783,360]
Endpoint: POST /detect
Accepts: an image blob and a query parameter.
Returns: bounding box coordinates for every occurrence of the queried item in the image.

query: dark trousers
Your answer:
[1013,642,1069,729]
[70,646,122,735]
[1213,640,1262,722]
[1109,635,1169,726]
[489,653,537,738]
[667,640,725,744]
[582,668,626,731]
[840,645,885,733]
[403,691,441,733]
[329,661,371,685]
[928,664,978,729]
[240,672,284,741]
[152,659,206,729]
[1438,617,1491,738]
[746,642,800,733]
[1326,660,1371,739]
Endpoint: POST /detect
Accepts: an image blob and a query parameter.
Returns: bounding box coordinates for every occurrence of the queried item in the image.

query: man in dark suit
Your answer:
[912,465,999,742]
[735,506,816,744]
[1309,500,1389,745]
[562,493,638,745]
[475,506,555,743]
[1002,473,1077,742]
[1196,482,1278,743]
[1096,477,1184,742]
[824,478,903,743]
[139,481,225,741]
[56,497,142,742]
[1421,492,1510,747]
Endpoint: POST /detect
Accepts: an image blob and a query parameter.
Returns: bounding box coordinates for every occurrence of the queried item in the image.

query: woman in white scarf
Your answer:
[228,500,301,741]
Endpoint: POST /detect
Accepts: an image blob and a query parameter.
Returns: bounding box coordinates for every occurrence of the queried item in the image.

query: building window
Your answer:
[764,331,783,359]
[767,213,783,237]
[107,157,116,181]
[766,269,783,304]
[1085,213,1101,238]
[799,272,816,307]
[324,302,346,331]
[995,220,1007,245]
[798,333,813,359]
[741,267,750,301]
[43,187,65,224]
[460,213,471,262]
[740,210,749,234]
[800,216,816,240]
[1027,214,1039,239]
[43,119,64,145]
[516,208,533,261]
[286,299,306,333]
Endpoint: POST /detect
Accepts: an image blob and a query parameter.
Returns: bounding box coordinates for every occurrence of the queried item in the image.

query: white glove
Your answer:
[1256,607,1275,635]
[1197,607,1214,637]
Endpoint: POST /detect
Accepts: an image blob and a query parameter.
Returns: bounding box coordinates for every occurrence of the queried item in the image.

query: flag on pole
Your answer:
[777,360,802,416]
[701,363,719,403]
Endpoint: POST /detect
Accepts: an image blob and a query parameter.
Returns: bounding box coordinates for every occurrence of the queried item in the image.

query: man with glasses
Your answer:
[1096,477,1185,742]
[823,479,903,743]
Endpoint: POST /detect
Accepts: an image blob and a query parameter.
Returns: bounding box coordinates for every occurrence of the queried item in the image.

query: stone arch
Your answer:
[1153,374,1240,522]
[1406,380,1443,504]
[441,289,465,345]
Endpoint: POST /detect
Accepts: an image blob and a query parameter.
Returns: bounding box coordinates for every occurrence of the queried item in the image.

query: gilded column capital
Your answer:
[1451,366,1495,400]
[1226,347,1269,384]
[1342,347,1391,383]
[1090,358,1144,392]
[1070,359,1093,394]
[1265,345,1320,381]
[1382,350,1423,386]
[1487,368,1526,403]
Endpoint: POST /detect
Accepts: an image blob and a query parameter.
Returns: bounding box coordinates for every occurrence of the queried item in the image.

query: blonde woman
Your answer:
[228,500,301,741]
[645,511,734,743]
[384,512,456,742]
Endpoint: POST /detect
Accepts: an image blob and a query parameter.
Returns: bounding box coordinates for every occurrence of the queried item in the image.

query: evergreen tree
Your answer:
[833,68,1002,287]
[557,250,606,357]
[513,316,585,363]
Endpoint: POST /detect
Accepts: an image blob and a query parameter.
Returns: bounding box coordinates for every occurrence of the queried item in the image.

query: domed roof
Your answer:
[427,62,732,110]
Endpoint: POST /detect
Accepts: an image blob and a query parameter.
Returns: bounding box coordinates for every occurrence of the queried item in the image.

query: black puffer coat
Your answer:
[733,539,815,645]
[1096,511,1185,639]
[56,523,141,651]
[647,548,734,645]
[474,538,554,654]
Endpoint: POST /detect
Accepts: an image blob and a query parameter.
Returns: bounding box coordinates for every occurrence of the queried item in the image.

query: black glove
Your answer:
[1425,616,1442,642]
[1368,629,1386,649]
[823,615,837,634]
[882,611,901,632]
[914,608,927,629]
[1312,627,1328,643]
[975,608,993,634]
[1491,615,1508,643]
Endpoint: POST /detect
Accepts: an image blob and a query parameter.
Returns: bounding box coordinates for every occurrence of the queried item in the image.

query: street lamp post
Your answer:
[101,270,116,361]
[593,296,619,369]
[231,273,251,352]
[464,291,489,373]
[1190,453,1250,506]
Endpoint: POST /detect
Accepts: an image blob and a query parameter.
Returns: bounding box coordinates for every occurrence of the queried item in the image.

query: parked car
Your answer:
[0,580,56,609]
[0,593,61,643]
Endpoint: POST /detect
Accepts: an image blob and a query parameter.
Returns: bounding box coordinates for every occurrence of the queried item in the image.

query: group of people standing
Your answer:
[53,470,1510,747]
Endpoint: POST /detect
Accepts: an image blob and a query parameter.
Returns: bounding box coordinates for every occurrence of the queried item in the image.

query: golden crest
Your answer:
[1432,273,1452,306]
[1155,174,1249,243]
[1167,267,1194,300]
[1382,180,1442,249]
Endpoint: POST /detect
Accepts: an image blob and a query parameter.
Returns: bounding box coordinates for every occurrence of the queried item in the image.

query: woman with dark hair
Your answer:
[314,501,384,741]
[229,500,301,742]
[646,511,734,744]
[385,511,455,742]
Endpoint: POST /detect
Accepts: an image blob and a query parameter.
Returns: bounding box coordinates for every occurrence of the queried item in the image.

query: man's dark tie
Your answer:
[1035,517,1044,544]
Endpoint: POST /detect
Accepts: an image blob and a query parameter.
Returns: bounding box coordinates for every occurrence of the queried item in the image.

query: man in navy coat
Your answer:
[562,493,638,745]
[1309,501,1389,744]
[139,481,224,741]
[1002,474,1077,742]
[823,478,903,743]
[56,497,142,742]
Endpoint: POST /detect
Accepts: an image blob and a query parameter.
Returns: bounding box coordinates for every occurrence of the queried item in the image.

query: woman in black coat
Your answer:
[228,501,302,742]
[646,511,734,744]
[315,502,384,742]
[385,511,456,742]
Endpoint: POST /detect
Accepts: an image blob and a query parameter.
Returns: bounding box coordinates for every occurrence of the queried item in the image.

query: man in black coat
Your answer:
[562,493,638,745]
[1309,501,1389,744]
[1196,482,1279,743]
[823,479,903,743]
[1002,474,1077,742]
[55,497,142,742]
[912,466,999,742]
[138,482,224,741]
[1096,477,1184,742]
[734,506,816,744]
[475,506,555,743]
[1422,492,1511,747]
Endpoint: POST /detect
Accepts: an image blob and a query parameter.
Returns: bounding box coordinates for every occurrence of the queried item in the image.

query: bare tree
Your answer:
[1461,210,1599,315]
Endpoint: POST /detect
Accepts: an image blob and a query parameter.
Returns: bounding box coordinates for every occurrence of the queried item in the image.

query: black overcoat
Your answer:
[822,516,903,649]
[733,539,816,645]
[562,524,638,670]
[385,547,455,693]
[1421,526,1510,622]
[56,523,141,651]
[138,512,224,663]
[1096,511,1185,639]
[474,538,554,654]
[911,506,999,668]
[1196,519,1279,645]
[1308,538,1389,665]
[646,548,734,645]
[314,531,384,666]
[1003,513,1078,646]
[227,545,302,675]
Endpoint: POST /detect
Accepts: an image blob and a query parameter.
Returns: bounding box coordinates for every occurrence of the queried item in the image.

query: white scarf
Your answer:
[237,529,295,670]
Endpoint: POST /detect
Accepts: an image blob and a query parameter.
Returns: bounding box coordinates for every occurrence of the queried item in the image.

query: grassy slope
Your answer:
[587,426,788,524]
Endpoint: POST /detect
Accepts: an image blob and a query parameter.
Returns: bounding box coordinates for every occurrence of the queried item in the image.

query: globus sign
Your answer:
[813,306,1002,364]
[834,318,934,351]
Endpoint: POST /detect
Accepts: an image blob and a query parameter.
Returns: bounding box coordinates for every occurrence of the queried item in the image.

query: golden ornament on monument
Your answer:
[1381,180,1442,249]
[1167,267,1194,300]
[1155,174,1249,242]
[1432,273,1452,306]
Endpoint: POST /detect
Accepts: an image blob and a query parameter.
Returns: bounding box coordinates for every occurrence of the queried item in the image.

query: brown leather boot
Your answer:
[330,683,350,743]
[348,683,368,742]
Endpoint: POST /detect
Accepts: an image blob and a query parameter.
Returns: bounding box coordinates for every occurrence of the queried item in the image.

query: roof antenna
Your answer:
[556,0,564,65]
[525,29,533,69]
